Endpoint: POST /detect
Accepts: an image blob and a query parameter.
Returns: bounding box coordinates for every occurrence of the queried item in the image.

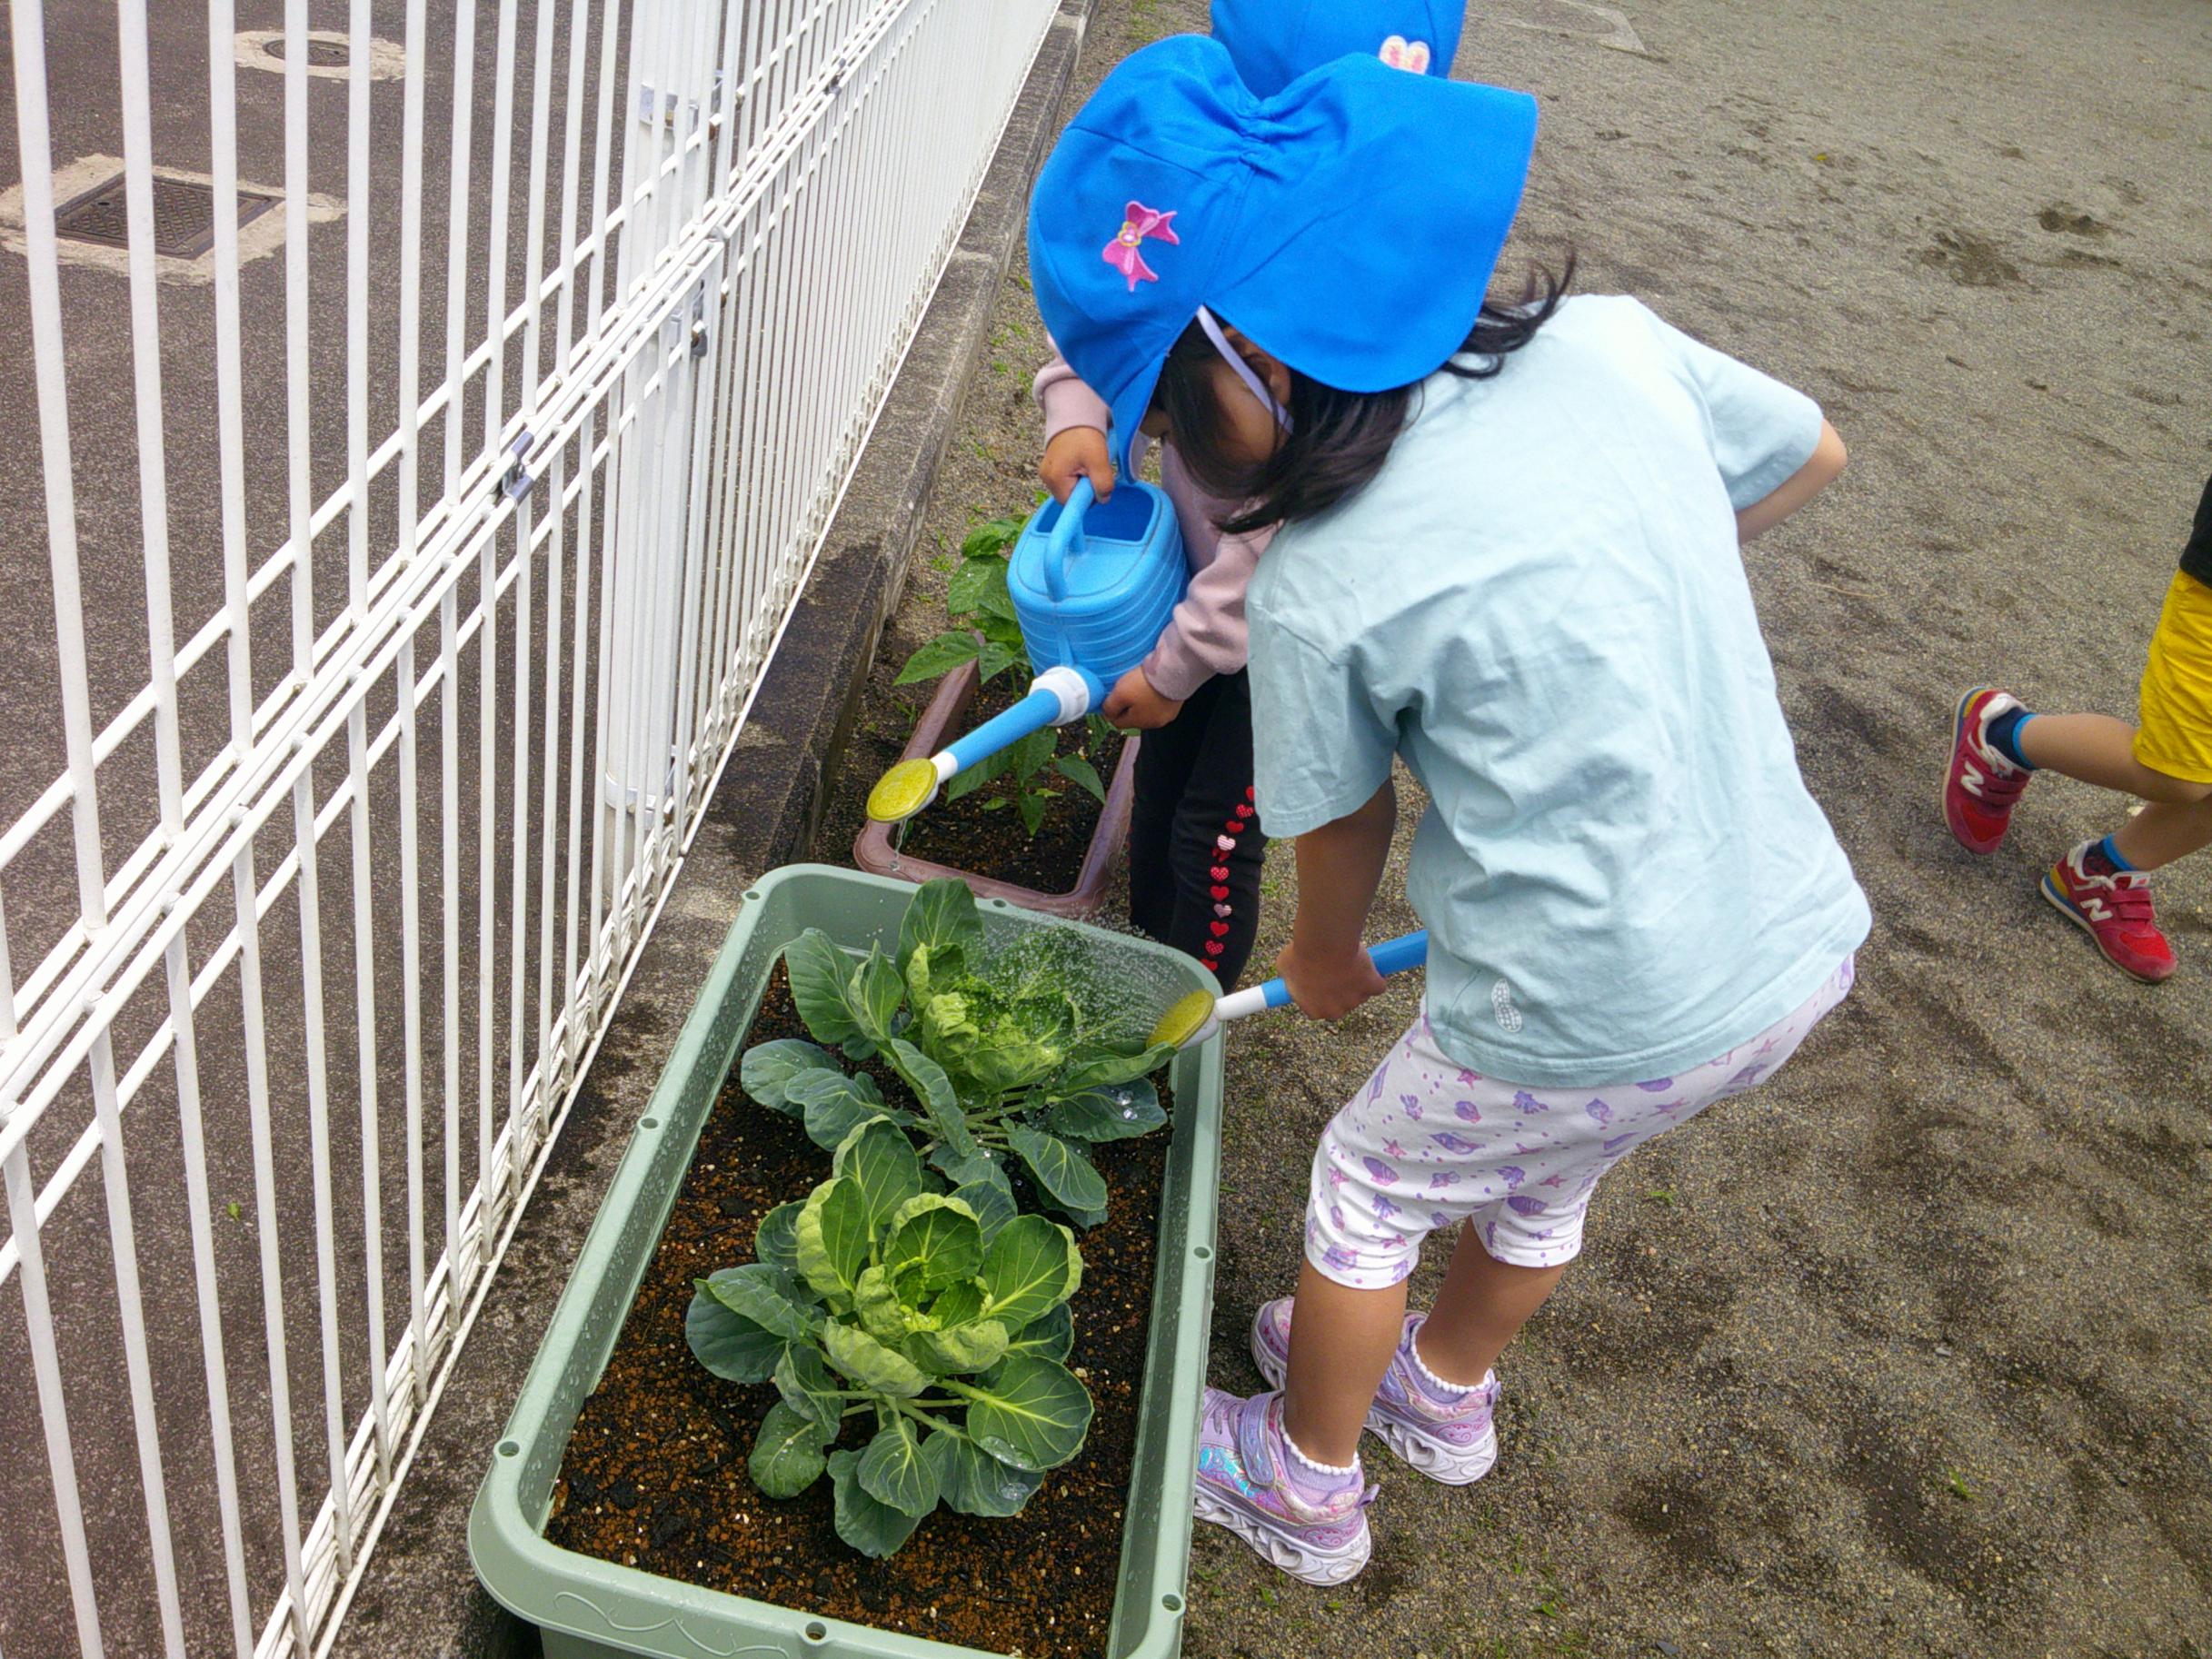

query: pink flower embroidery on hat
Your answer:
[1379,35,1432,73]
[1103,200,1179,291]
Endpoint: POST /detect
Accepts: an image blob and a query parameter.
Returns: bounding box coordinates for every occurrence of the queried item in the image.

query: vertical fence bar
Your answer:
[87,1028,187,1657]
[439,581,463,1298]
[117,0,184,833]
[233,839,313,1658]
[8,0,108,933]
[397,634,429,1410]
[284,0,315,680]
[287,768,356,1576]
[396,0,432,561]
[163,924,258,1659]
[504,493,536,1176]
[206,0,257,754]
[481,0,524,454]
[440,0,481,499]
[4,1140,104,1659]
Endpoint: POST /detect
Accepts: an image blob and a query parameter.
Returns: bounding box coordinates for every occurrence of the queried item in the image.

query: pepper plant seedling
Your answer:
[687,1119,1091,1557]
[740,878,1172,1224]
[892,509,1113,839]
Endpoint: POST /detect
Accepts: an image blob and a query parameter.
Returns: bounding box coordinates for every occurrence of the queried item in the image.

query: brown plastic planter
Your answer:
[853,659,1138,918]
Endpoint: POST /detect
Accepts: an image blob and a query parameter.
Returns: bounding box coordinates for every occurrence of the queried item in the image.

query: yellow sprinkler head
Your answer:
[1148,987,1219,1050]
[867,758,941,824]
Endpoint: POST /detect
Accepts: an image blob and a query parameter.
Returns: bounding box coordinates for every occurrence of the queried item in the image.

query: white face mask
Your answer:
[1196,305,1291,431]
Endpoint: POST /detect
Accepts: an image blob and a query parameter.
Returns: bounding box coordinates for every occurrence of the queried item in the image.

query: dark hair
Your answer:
[1153,254,1575,534]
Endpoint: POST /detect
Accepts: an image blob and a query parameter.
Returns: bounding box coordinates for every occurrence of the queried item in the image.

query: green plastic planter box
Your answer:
[471,864,1225,1659]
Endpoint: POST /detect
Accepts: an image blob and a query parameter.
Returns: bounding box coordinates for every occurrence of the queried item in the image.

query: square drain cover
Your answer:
[54,172,280,259]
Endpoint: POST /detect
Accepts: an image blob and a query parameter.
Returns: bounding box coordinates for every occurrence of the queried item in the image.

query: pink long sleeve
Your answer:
[1031,343,1265,700]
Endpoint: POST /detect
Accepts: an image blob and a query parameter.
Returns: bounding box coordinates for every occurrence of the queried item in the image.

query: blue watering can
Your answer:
[867,476,1186,822]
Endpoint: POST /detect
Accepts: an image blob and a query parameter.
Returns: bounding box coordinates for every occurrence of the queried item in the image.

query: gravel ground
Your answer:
[820,1,2212,1654]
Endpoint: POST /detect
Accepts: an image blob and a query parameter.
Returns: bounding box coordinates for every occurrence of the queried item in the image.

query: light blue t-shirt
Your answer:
[1248,295,1869,1087]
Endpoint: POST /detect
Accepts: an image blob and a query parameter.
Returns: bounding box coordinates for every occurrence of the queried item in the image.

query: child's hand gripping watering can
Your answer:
[867,476,1188,822]
[1148,930,1430,1048]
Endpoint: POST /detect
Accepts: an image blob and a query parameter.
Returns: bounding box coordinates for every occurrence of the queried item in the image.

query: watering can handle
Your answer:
[1041,475,1094,602]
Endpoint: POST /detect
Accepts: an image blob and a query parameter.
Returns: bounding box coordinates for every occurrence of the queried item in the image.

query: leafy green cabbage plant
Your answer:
[741,878,1171,1224]
[686,1118,1091,1557]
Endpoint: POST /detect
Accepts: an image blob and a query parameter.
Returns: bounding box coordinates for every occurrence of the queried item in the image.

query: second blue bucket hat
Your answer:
[1210,0,1469,95]
[1027,34,1537,472]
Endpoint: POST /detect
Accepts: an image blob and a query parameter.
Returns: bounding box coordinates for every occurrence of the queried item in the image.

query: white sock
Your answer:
[1407,1329,1480,1398]
[1277,1415,1359,1479]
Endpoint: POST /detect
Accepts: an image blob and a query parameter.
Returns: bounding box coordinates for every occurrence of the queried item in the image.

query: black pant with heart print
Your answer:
[1127,669,1267,990]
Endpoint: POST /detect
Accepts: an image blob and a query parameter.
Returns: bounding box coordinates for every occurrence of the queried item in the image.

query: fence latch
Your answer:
[500,430,536,502]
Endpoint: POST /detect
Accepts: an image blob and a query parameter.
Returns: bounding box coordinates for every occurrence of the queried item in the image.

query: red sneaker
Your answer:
[2041,842,2177,983]
[1944,687,2033,854]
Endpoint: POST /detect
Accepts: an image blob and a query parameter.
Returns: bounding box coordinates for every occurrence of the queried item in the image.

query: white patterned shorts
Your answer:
[1305,957,1856,1286]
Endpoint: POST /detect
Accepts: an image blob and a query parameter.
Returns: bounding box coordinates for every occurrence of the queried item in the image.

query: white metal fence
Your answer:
[0,0,1058,1654]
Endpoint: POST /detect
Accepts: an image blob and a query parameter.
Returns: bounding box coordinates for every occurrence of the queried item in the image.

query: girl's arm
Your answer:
[1736,420,1847,542]
[1276,780,1397,1019]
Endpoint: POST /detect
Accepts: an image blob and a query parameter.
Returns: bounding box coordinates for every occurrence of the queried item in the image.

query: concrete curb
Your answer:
[325,8,1097,1654]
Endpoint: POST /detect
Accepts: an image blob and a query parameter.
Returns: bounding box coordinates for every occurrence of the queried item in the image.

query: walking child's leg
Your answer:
[1411,1222,1568,1387]
[2015,712,2212,802]
[2111,793,2212,871]
[1280,1262,1410,1467]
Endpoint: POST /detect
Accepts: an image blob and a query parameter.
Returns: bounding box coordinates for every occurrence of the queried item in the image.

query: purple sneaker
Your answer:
[1193,1389,1374,1584]
[1251,1299,1500,1485]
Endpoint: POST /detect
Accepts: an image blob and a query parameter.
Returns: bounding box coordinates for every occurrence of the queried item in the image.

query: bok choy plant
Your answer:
[686,1119,1090,1557]
[740,878,1171,1224]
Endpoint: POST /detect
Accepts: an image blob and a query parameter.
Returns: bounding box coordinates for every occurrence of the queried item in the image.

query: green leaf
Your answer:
[851,949,903,1046]
[907,1316,1009,1376]
[772,1343,844,1433]
[885,1199,983,1298]
[1009,725,1058,781]
[1006,1123,1109,1217]
[822,1320,930,1398]
[894,631,981,686]
[784,932,867,1050]
[932,1145,1008,1193]
[897,879,985,979]
[961,513,1023,559]
[750,1400,831,1498]
[945,555,1011,621]
[886,1038,981,1164]
[1004,1303,1074,1365]
[857,1416,941,1517]
[960,1356,1093,1473]
[975,638,1023,684]
[795,1177,870,1304]
[703,1264,819,1345]
[832,1118,926,1233]
[1053,1039,1174,1092]
[928,1279,985,1327]
[828,1448,925,1558]
[740,1038,840,1112]
[786,1068,895,1151]
[948,1177,1016,1246]
[1042,1078,1167,1141]
[924,1431,1044,1518]
[685,1286,786,1384]
[943,764,992,802]
[1016,785,1052,838]
[1051,753,1108,805]
[754,1201,804,1276]
[854,1265,917,1345]
[978,1213,1081,1331]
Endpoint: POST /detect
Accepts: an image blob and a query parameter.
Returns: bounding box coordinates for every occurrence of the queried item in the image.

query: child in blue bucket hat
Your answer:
[1029,37,1866,1583]
[1032,1,1464,992]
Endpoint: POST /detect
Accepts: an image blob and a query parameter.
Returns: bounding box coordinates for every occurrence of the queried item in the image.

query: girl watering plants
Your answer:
[1032,0,1466,991]
[1027,39,1867,1583]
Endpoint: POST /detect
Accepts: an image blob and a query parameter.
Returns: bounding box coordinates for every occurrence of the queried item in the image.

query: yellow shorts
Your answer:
[2135,571,2212,784]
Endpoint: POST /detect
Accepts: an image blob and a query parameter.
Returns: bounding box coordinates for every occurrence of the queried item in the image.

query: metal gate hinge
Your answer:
[500,430,535,502]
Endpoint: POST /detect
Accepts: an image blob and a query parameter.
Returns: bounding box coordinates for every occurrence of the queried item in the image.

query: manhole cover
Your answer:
[54,173,280,259]
[263,35,351,66]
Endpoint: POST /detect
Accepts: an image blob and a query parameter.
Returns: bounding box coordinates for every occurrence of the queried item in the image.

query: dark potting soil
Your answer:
[894,676,1127,895]
[547,968,1168,1659]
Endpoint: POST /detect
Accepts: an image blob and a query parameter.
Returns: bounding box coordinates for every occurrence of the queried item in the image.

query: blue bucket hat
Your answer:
[1211,0,1468,95]
[1027,35,1536,471]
